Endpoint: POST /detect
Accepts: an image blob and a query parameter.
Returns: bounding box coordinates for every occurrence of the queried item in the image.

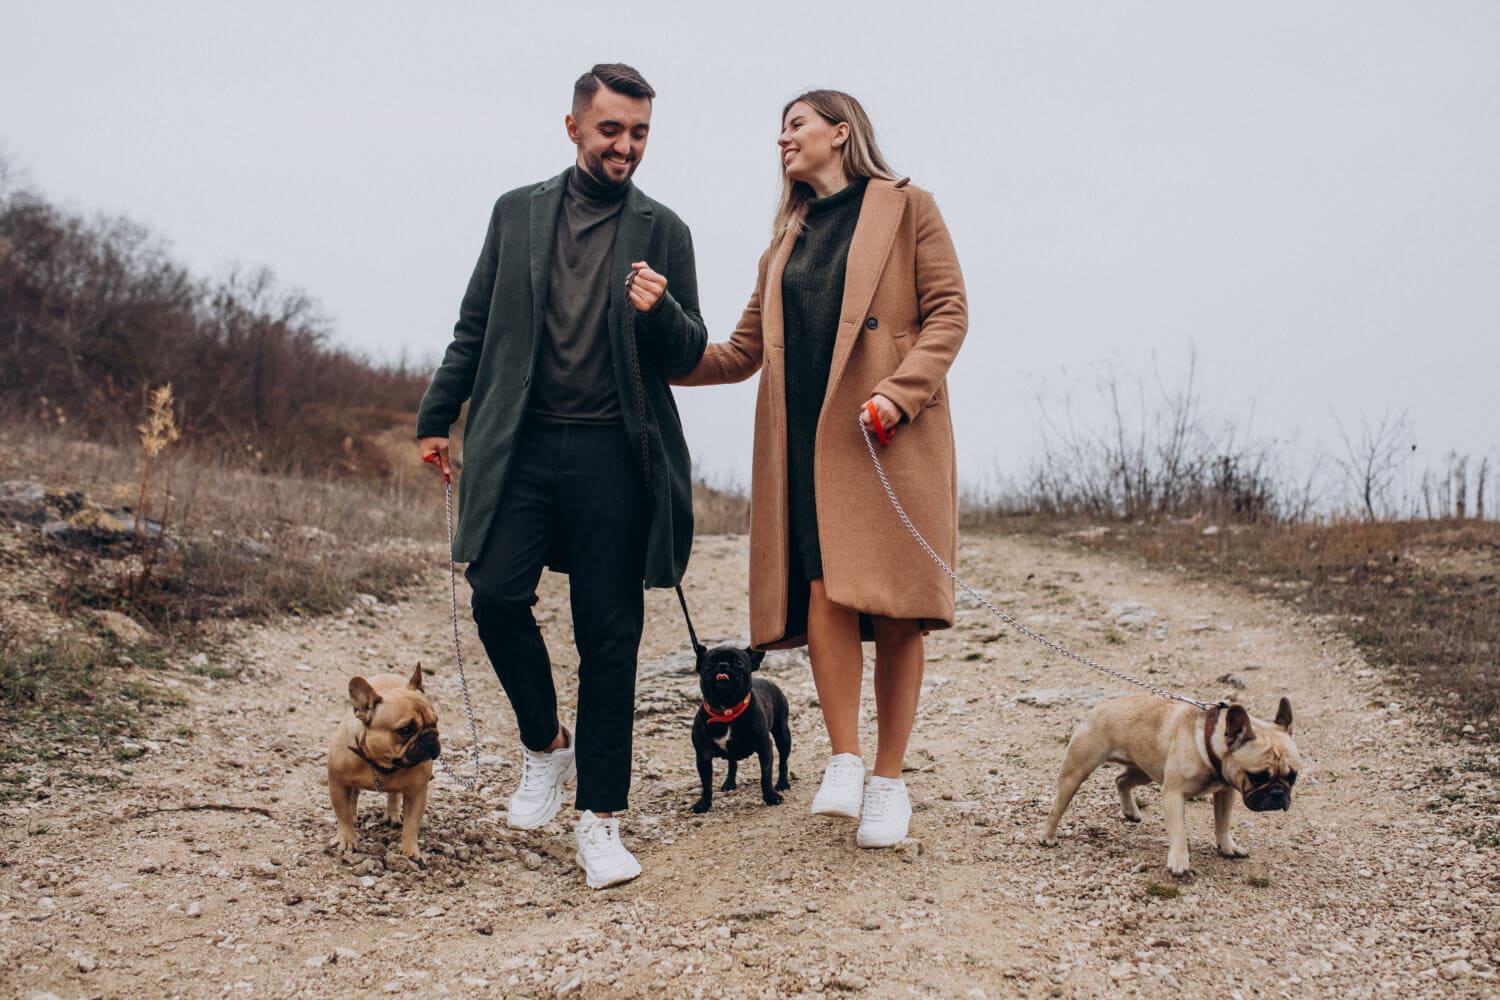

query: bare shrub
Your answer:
[1025,351,1310,523]
[0,158,430,474]
[1331,409,1414,521]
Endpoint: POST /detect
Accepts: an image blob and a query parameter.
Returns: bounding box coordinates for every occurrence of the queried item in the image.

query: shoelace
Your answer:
[827,762,862,788]
[863,786,896,820]
[519,750,555,793]
[581,821,620,857]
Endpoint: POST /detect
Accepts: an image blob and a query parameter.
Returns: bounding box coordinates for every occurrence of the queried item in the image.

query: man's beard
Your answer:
[581,151,636,188]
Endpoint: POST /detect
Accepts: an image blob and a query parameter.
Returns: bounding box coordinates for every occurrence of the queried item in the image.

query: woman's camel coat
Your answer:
[677,178,967,649]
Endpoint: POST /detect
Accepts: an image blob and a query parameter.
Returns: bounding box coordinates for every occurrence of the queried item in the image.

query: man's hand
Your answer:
[858,394,902,441]
[419,437,452,479]
[627,261,667,313]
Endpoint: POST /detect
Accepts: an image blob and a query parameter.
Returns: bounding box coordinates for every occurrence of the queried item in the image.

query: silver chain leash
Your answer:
[859,420,1217,711]
[433,473,484,788]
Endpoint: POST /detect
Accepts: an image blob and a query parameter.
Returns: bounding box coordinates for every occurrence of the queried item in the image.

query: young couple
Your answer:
[416,63,966,889]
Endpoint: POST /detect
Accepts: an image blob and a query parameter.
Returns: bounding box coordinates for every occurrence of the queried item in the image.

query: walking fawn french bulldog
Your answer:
[690,644,792,813]
[1040,695,1301,874]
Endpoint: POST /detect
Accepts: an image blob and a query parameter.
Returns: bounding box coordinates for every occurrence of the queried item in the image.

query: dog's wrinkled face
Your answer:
[695,645,764,710]
[349,664,441,769]
[1222,697,1300,812]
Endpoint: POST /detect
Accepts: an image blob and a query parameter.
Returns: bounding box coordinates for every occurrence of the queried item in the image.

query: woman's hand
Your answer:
[628,261,668,313]
[858,394,902,440]
[419,436,451,479]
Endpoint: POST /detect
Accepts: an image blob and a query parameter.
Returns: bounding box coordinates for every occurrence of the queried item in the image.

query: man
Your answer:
[416,63,705,889]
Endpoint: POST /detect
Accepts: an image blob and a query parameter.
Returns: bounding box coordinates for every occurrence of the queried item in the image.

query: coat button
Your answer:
[522,375,531,387]
[865,317,879,330]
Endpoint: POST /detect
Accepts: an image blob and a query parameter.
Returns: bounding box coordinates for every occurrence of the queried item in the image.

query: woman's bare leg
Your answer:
[871,618,924,778]
[807,578,864,756]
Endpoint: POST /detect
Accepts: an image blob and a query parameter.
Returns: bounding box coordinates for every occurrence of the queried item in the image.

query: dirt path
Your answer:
[4,531,1497,998]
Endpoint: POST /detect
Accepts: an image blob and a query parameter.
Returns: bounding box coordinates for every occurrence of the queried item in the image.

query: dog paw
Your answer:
[1038,835,1058,848]
[774,779,791,791]
[1167,857,1193,877]
[1217,842,1250,859]
[762,791,783,806]
[1121,813,1142,824]
[720,779,737,792]
[691,799,711,814]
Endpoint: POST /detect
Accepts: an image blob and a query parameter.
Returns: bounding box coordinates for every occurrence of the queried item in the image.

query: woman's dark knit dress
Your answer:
[782,177,869,589]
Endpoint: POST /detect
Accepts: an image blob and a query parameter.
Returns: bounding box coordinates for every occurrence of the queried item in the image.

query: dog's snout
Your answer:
[1245,783,1291,812]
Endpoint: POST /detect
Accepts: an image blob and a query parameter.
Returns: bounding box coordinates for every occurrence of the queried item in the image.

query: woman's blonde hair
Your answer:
[773,89,898,238]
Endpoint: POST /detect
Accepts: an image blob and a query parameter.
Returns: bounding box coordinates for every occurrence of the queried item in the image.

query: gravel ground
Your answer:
[3,531,1497,998]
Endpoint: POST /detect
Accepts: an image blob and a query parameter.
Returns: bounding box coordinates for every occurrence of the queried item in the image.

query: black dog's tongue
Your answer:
[716,673,729,681]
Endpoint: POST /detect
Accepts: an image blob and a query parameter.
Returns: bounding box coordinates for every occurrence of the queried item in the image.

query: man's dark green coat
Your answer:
[416,168,707,588]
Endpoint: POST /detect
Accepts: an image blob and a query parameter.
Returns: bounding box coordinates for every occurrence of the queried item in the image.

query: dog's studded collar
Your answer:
[1201,704,1227,783]
[703,693,752,725]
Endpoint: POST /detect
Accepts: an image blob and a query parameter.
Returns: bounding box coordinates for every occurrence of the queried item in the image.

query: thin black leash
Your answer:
[623,270,706,658]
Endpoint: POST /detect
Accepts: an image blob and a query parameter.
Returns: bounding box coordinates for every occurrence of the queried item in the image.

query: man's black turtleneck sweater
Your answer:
[530,166,629,424]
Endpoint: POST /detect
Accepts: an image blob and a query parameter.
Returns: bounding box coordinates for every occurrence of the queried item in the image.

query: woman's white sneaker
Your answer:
[810,753,865,818]
[855,776,911,848]
[506,732,576,830]
[574,810,642,889]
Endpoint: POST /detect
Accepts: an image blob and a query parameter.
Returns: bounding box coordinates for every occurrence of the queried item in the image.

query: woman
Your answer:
[678,90,967,848]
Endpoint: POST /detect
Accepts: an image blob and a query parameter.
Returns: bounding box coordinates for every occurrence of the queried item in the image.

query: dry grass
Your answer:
[693,480,750,535]
[1,419,442,639]
[985,514,1500,726]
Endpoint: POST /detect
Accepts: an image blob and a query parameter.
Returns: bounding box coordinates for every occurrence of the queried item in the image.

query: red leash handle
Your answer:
[864,401,894,446]
[422,451,452,484]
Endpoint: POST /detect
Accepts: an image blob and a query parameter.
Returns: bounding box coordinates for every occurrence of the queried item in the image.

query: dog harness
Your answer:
[702,693,752,725]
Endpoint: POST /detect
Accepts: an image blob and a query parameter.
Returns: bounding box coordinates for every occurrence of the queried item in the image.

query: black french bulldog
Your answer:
[690,644,792,814]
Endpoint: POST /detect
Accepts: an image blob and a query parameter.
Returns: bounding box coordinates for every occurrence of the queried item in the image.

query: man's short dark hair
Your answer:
[572,63,655,118]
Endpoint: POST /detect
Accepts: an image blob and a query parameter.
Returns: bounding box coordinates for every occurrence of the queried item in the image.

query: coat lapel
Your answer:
[611,183,656,338]
[825,178,907,403]
[527,170,568,347]
[762,224,800,352]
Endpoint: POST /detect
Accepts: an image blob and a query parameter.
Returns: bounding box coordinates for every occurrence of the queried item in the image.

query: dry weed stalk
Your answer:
[126,384,181,606]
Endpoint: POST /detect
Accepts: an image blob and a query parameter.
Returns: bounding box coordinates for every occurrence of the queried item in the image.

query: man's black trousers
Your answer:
[465,421,649,814]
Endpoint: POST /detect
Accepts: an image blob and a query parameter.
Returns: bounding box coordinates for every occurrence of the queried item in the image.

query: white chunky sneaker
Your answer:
[855,776,912,848]
[810,753,865,819]
[574,810,642,889]
[505,730,576,830]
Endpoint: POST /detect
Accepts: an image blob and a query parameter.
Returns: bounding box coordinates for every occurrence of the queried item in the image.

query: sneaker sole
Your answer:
[506,756,577,830]
[576,852,641,889]
[810,798,860,819]
[855,823,911,849]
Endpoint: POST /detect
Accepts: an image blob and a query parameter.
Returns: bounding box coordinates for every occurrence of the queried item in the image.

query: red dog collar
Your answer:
[703,693,752,724]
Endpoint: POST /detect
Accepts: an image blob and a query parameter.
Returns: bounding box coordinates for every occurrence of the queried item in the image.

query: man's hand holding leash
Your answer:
[628,261,667,313]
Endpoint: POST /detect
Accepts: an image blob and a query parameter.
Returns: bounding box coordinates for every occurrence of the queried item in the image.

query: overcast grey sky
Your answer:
[4,1,1497,498]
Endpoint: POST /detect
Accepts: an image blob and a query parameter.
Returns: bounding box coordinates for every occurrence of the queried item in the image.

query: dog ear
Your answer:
[749,648,766,672]
[693,645,709,674]
[408,663,425,691]
[1274,696,1293,733]
[349,677,381,723]
[1224,704,1255,749]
